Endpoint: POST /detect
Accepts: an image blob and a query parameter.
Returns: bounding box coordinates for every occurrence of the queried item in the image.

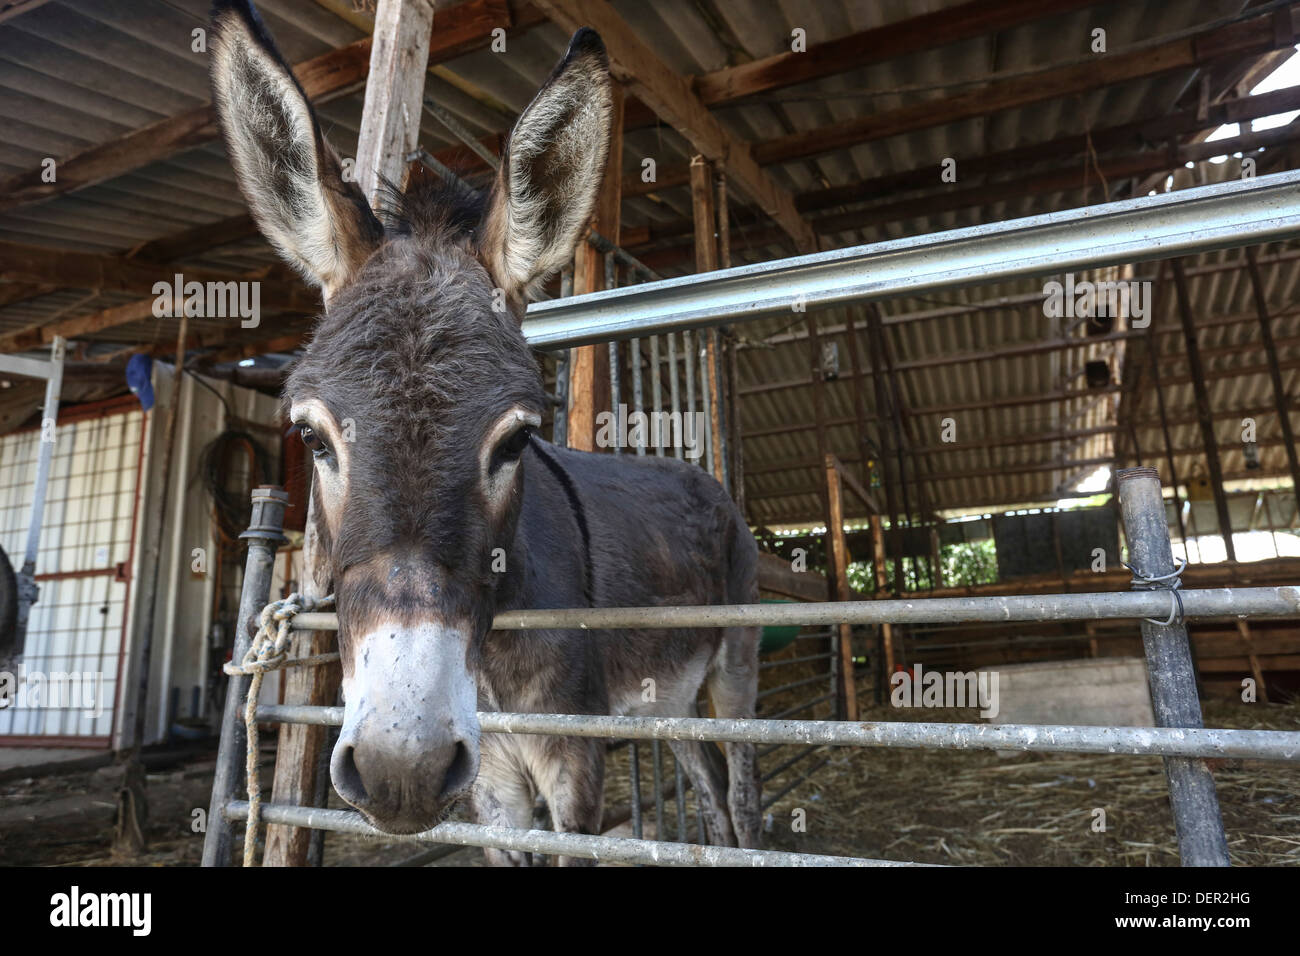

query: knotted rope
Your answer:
[223,592,338,866]
[1124,556,1186,627]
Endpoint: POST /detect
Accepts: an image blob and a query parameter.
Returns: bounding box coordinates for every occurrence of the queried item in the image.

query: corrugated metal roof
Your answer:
[1,0,1297,524]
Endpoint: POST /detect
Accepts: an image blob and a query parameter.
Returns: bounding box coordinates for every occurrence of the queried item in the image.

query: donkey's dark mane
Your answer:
[376,176,489,247]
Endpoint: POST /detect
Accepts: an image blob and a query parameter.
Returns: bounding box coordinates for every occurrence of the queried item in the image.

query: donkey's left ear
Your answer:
[479,29,613,303]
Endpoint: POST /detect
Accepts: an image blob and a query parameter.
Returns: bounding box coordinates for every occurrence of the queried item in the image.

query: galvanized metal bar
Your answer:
[631,336,645,456]
[522,171,1300,348]
[668,333,683,461]
[253,706,1300,760]
[629,741,643,839]
[762,758,831,811]
[202,486,289,867]
[683,330,696,465]
[699,334,713,473]
[673,756,686,841]
[650,335,664,458]
[290,585,1297,633]
[762,651,835,670]
[1117,467,1232,867]
[651,739,665,840]
[15,335,64,647]
[757,671,836,700]
[224,801,909,867]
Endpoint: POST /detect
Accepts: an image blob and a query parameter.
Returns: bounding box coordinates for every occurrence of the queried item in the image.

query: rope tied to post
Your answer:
[223,592,338,866]
[1124,556,1186,627]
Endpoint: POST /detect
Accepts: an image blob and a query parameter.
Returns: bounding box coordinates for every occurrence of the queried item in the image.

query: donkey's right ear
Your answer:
[210,0,382,304]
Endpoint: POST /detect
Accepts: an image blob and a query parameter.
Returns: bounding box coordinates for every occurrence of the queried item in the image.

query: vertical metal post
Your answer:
[628,741,643,839]
[651,739,665,840]
[650,336,664,458]
[683,330,696,464]
[15,335,65,648]
[1117,467,1230,867]
[631,334,645,456]
[674,756,686,840]
[202,486,289,867]
[668,335,683,461]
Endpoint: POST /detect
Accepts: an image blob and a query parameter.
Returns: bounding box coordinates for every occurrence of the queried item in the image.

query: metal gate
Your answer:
[204,171,1300,867]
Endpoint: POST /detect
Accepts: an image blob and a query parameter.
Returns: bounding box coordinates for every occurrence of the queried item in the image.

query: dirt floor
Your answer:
[1,696,1296,867]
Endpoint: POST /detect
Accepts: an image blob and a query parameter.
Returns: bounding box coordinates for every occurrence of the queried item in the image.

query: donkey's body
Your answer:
[477,441,760,858]
[210,0,760,863]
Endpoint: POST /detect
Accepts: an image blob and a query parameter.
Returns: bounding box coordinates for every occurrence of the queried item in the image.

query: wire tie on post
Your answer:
[1123,556,1186,627]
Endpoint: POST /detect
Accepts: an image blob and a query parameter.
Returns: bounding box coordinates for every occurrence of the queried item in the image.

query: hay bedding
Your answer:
[755,699,1300,867]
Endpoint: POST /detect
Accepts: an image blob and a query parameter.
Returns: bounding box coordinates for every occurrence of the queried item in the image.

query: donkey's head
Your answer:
[211,0,612,833]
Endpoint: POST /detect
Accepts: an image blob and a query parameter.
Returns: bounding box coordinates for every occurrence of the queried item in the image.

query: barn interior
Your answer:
[1,0,1299,866]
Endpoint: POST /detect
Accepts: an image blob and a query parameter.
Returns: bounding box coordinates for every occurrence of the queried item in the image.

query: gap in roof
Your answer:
[1205,45,1300,162]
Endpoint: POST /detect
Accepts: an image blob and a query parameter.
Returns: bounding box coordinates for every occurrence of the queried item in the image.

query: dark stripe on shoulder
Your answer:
[527,435,594,606]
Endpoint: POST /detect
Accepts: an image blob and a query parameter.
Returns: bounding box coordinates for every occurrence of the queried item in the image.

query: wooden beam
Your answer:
[694,0,1096,106]
[641,7,1300,189]
[864,306,903,592]
[1170,258,1236,562]
[532,0,815,252]
[0,0,533,212]
[355,0,436,207]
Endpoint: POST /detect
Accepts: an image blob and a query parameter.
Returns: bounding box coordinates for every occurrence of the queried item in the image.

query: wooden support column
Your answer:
[263,0,431,866]
[566,84,624,450]
[805,314,834,589]
[824,456,859,721]
[870,514,897,679]
[690,155,726,484]
[355,0,436,207]
[1245,247,1300,498]
[264,493,342,867]
[1146,267,1190,559]
[865,307,903,591]
[1170,259,1236,562]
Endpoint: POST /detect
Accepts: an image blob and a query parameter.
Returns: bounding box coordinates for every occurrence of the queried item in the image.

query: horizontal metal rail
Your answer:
[290,586,1299,632]
[224,802,908,867]
[254,707,1300,761]
[521,171,1300,347]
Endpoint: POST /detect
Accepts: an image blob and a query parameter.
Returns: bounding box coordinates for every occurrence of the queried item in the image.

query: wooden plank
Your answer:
[824,455,859,721]
[0,0,529,212]
[532,0,815,252]
[756,551,829,603]
[355,0,436,207]
[1170,258,1236,562]
[706,0,1095,103]
[690,155,727,484]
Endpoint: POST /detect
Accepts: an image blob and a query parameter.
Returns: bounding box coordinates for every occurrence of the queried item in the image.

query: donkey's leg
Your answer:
[531,736,604,866]
[471,744,537,867]
[707,625,762,849]
[666,727,737,847]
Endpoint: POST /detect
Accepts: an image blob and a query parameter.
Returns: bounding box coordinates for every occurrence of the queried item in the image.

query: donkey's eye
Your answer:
[298,424,330,457]
[490,426,532,474]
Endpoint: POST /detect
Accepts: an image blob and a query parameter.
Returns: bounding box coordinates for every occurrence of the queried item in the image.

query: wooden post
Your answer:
[1170,259,1236,561]
[566,84,623,450]
[261,0,431,866]
[263,492,342,866]
[1234,619,1270,704]
[865,306,904,591]
[690,155,726,484]
[870,514,896,678]
[1244,247,1300,498]
[824,456,859,721]
[355,0,435,208]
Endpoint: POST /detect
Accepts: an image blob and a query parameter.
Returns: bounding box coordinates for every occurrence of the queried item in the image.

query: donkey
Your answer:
[209,0,760,861]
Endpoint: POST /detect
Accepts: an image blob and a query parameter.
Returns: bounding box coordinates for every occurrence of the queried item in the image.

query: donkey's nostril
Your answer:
[441,741,476,799]
[330,741,370,809]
